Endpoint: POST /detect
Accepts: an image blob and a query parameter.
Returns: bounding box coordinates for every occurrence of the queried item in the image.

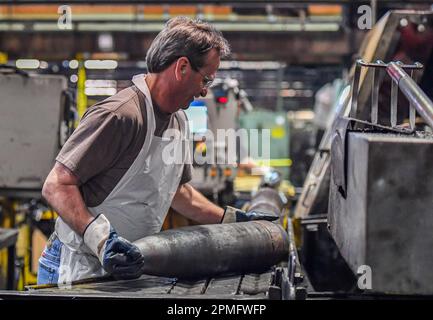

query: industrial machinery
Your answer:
[239,110,291,180]
[0,66,73,289]
[295,10,433,297]
[0,66,71,197]
[329,60,433,295]
[294,10,433,220]
[187,78,253,205]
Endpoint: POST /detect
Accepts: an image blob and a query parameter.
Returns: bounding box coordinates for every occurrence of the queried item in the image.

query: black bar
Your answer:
[7,245,16,290]
[2,0,433,4]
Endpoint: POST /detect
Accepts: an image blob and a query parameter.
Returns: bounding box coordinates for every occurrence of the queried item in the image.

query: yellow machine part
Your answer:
[76,56,87,125]
[292,217,303,248]
[255,158,293,167]
[234,175,295,198]
[0,199,56,290]
[0,52,7,64]
[15,218,37,289]
[234,175,262,192]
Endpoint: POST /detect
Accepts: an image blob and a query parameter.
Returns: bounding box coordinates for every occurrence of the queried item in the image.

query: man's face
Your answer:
[179,49,220,110]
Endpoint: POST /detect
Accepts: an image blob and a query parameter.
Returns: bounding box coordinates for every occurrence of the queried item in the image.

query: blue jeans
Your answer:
[37,233,63,285]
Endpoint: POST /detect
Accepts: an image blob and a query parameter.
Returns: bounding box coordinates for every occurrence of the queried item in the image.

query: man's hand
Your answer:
[83,214,145,280]
[221,206,279,224]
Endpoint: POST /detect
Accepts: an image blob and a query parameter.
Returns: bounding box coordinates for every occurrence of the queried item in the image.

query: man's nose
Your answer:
[200,88,208,97]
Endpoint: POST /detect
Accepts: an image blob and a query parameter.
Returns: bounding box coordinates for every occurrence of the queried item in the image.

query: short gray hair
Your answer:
[146,16,231,73]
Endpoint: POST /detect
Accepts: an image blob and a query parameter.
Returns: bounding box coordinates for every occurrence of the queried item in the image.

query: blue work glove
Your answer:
[83,214,145,280]
[221,206,279,223]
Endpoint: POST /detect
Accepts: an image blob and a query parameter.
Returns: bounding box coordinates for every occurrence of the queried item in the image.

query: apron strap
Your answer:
[133,85,155,158]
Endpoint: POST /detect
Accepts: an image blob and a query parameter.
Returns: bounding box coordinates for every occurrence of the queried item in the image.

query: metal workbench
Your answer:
[0,270,277,300]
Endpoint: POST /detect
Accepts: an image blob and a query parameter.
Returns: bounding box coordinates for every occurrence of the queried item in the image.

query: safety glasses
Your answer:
[186,57,215,88]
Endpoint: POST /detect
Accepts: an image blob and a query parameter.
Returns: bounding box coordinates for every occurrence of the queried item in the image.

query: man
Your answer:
[38,17,276,285]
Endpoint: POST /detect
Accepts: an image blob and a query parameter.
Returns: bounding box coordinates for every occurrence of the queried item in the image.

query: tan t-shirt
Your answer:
[56,85,192,207]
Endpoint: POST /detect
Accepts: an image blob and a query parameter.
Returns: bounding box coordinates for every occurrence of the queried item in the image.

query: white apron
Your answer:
[55,74,189,284]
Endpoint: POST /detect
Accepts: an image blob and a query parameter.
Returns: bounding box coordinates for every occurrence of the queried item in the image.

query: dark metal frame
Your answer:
[2,1,433,4]
[0,228,19,290]
[350,59,431,130]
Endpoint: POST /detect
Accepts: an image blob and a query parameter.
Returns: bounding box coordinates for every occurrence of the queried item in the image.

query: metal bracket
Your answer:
[350,59,424,130]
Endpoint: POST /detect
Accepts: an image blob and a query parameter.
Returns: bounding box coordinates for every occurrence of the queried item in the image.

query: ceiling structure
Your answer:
[0,1,431,64]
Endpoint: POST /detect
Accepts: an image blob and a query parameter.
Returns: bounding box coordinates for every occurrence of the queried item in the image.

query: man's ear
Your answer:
[175,57,188,81]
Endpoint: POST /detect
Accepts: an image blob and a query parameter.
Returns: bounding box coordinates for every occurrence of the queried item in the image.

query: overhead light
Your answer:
[0,23,25,31]
[33,23,64,31]
[39,61,49,69]
[70,75,78,83]
[85,87,117,96]
[303,23,340,32]
[16,59,40,69]
[76,22,339,33]
[98,33,114,52]
[219,61,285,70]
[213,23,299,32]
[69,60,79,69]
[85,80,117,88]
[84,60,118,69]
[78,23,164,32]
[213,22,340,32]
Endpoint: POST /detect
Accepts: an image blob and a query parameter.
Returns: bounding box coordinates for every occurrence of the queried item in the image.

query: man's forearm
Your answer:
[42,163,94,235]
[44,184,93,235]
[171,183,224,224]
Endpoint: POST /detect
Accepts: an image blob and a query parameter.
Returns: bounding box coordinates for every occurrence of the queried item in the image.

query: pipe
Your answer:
[248,187,285,219]
[133,221,289,279]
